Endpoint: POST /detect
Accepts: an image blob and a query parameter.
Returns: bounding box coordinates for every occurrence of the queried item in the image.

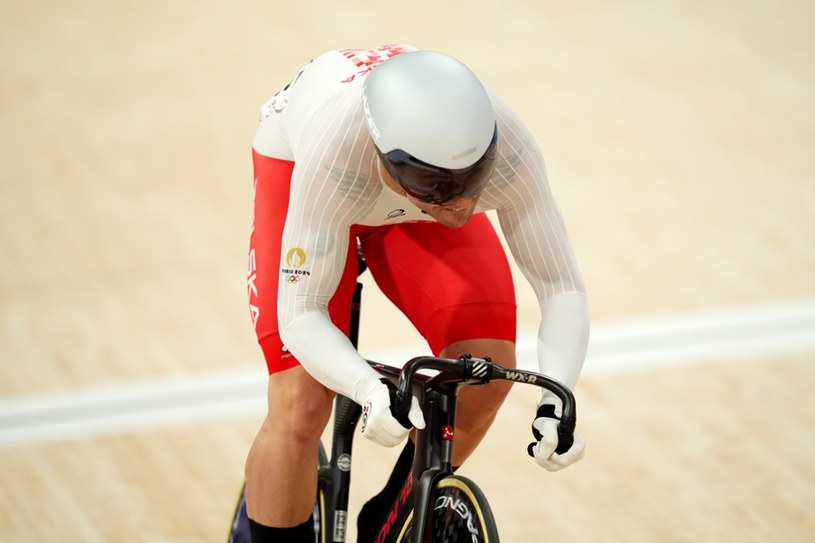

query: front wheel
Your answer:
[396,475,499,543]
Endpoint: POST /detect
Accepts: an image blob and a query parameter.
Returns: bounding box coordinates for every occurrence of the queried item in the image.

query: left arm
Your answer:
[486,90,589,390]
[489,105,589,470]
[493,159,589,390]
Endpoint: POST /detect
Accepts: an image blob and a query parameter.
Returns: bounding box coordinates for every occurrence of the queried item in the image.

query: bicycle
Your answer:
[228,270,578,543]
[229,354,576,543]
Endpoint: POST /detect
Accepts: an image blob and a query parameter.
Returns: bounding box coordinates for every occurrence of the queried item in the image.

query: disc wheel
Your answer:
[395,476,499,542]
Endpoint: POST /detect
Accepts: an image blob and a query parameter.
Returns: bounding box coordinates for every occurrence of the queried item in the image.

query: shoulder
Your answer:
[284,45,417,154]
[478,86,551,210]
[484,86,539,152]
[288,44,418,114]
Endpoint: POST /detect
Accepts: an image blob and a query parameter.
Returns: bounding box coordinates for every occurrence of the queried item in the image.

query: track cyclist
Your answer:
[243,44,590,542]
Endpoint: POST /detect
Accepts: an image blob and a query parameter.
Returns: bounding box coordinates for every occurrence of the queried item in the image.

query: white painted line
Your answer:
[1,299,814,447]
[579,297,815,375]
[0,369,268,447]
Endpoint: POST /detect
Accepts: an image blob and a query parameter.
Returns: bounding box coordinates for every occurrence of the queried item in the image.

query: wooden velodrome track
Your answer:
[2,1,814,541]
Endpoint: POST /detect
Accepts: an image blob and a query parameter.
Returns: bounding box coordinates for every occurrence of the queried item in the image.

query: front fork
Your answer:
[409,389,458,542]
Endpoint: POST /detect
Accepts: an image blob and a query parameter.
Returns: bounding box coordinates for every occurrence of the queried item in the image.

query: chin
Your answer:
[434,213,472,228]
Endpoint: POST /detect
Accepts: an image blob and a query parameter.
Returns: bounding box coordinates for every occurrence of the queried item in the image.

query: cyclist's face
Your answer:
[380,162,480,228]
[405,192,481,228]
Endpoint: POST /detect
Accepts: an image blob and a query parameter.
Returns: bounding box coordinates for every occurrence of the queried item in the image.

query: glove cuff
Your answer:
[352,375,385,405]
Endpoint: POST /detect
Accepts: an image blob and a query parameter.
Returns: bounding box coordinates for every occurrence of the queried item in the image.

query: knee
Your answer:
[462,380,512,416]
[263,370,335,446]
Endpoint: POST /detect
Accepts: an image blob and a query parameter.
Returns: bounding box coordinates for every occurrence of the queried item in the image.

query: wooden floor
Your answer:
[2,0,814,541]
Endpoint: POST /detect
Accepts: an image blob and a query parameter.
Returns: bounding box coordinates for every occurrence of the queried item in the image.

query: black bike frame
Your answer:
[317,355,577,543]
[315,263,576,543]
[227,259,576,543]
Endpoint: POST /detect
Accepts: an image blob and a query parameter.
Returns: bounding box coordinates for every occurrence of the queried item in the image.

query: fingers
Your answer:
[547,433,586,470]
[531,418,559,467]
[531,418,586,471]
[360,384,424,447]
[362,407,408,447]
[360,386,405,447]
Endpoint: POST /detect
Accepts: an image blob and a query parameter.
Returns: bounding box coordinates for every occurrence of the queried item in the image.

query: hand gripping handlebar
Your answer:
[392,356,576,454]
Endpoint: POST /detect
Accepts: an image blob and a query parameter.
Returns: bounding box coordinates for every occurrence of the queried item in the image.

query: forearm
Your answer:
[280,309,381,402]
[537,291,590,390]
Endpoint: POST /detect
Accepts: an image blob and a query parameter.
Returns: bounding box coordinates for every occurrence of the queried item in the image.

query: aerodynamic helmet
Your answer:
[362,50,498,205]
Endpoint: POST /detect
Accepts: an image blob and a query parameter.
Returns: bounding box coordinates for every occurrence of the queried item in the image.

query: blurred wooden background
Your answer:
[1,1,814,541]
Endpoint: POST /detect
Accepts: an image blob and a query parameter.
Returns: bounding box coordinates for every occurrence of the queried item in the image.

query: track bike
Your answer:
[229,274,578,542]
[228,354,576,543]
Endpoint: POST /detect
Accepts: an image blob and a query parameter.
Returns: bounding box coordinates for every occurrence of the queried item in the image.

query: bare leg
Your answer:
[438,339,516,466]
[244,366,335,526]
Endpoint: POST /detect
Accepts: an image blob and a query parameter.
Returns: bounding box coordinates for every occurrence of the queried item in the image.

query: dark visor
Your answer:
[378,126,498,205]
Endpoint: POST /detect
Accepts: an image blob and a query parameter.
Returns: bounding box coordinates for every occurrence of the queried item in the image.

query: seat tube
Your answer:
[324,395,361,542]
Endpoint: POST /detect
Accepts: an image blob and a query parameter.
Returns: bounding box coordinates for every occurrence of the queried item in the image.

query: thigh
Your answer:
[360,214,517,355]
[249,151,358,374]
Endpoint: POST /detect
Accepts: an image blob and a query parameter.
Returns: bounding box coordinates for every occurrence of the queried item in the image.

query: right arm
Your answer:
[276,105,424,443]
[275,159,379,403]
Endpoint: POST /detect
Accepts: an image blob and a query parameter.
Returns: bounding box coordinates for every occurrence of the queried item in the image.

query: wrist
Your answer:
[352,375,385,405]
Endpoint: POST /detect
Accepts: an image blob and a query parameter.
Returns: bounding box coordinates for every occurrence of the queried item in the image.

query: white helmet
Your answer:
[362,50,498,205]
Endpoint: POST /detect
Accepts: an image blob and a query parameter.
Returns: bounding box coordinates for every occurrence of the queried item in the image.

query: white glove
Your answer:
[528,392,586,471]
[355,377,425,447]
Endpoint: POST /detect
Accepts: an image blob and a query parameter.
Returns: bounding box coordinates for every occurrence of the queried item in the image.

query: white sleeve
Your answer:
[537,292,589,389]
[280,310,381,402]
[487,97,590,390]
[276,89,383,402]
